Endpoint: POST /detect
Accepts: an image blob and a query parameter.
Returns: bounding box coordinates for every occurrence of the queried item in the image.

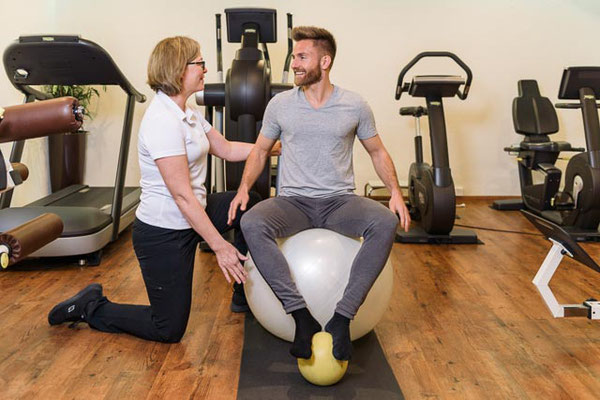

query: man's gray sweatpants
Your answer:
[240,194,398,319]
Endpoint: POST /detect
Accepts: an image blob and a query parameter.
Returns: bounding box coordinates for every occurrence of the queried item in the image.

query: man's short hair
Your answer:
[292,26,337,68]
[147,36,200,96]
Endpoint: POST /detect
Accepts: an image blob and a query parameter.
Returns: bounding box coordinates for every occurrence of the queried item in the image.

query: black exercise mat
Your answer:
[237,314,404,400]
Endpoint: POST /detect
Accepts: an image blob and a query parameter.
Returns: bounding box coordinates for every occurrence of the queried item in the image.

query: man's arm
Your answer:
[227,134,277,224]
[360,135,411,232]
[238,133,277,193]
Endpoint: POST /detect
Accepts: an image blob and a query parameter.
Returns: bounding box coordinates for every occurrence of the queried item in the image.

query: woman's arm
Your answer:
[155,155,248,283]
[206,128,281,162]
[206,128,252,162]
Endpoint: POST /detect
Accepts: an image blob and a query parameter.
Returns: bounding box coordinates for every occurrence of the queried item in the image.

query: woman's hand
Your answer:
[213,240,248,284]
[270,140,282,156]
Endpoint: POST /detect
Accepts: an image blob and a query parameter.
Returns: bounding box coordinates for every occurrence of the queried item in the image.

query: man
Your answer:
[228,26,410,361]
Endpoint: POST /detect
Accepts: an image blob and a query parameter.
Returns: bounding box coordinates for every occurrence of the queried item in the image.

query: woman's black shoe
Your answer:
[48,283,103,325]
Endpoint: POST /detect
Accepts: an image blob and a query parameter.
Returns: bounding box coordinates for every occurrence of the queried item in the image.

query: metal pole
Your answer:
[215,13,225,192]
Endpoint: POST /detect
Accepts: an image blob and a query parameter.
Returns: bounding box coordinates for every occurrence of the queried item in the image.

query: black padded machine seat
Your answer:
[0,207,111,237]
[506,80,584,154]
[400,106,428,117]
[505,141,585,153]
[513,80,559,135]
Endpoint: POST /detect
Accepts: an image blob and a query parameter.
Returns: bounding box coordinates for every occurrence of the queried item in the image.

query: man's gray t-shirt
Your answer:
[261,86,377,198]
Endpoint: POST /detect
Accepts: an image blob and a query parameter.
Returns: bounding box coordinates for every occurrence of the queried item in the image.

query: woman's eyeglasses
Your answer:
[187,60,206,69]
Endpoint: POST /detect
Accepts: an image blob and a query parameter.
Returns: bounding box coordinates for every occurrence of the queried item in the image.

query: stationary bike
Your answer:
[496,67,600,241]
[395,52,478,244]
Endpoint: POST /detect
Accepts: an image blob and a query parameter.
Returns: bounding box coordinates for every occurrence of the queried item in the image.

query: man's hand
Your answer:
[389,190,411,232]
[213,240,248,283]
[228,188,250,225]
[227,134,275,225]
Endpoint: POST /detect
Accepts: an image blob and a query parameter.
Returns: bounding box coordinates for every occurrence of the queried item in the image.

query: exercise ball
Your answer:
[244,228,393,342]
[297,332,348,386]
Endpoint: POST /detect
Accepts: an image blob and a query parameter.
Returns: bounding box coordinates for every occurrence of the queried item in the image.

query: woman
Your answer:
[47,36,264,342]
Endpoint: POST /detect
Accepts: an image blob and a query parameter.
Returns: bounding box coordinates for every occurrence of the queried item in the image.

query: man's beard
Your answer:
[294,65,322,87]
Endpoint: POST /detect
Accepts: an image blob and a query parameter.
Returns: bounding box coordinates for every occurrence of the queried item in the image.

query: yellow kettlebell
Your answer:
[297,332,348,386]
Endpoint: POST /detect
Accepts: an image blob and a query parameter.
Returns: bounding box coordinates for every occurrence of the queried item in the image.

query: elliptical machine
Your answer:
[395,51,478,244]
[495,68,600,242]
[196,8,293,200]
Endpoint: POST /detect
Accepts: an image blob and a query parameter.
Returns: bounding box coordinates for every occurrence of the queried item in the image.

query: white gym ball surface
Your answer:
[244,228,394,342]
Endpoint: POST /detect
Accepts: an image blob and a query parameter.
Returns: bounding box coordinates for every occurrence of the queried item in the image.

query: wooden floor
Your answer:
[2,199,600,399]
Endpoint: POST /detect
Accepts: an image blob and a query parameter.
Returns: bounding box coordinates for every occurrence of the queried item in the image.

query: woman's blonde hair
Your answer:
[147,36,200,96]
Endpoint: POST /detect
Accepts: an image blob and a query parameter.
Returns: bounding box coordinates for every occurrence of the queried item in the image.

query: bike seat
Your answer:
[400,106,427,117]
[504,141,584,153]
[519,141,583,152]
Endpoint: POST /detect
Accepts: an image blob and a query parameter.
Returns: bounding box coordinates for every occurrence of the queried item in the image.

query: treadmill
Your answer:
[0,35,146,264]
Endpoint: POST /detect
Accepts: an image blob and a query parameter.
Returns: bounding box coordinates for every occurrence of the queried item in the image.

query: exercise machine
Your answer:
[1,97,83,267]
[523,210,600,319]
[0,35,146,264]
[494,68,600,242]
[196,8,293,199]
[394,51,478,244]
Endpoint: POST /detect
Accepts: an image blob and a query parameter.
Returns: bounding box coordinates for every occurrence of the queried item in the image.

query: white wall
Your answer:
[2,0,600,206]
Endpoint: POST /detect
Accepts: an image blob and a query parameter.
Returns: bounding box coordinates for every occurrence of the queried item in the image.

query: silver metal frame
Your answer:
[532,238,599,319]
